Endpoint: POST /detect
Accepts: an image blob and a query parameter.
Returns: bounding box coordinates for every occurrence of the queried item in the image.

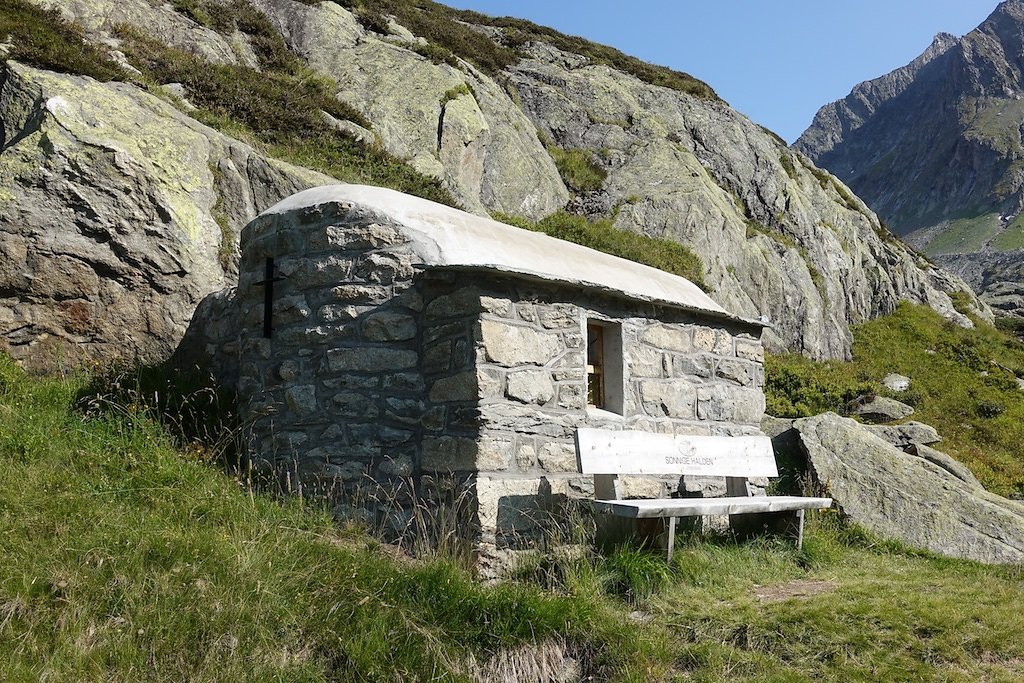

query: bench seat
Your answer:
[592,495,834,519]
[575,427,832,558]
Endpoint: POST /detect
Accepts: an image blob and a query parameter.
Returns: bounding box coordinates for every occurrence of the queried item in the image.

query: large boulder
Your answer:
[0,61,328,370]
[863,421,941,449]
[846,395,914,423]
[794,412,1024,564]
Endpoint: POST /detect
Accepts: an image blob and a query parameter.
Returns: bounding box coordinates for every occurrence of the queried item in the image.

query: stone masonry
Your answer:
[218,185,768,566]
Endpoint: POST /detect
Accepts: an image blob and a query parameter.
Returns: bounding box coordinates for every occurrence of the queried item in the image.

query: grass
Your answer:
[0,355,658,680]
[2,352,1024,680]
[993,213,1024,251]
[766,302,1024,497]
[546,146,607,193]
[496,211,708,292]
[924,213,1001,255]
[0,0,126,81]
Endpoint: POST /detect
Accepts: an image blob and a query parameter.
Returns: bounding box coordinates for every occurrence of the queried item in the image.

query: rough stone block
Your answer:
[692,326,715,351]
[272,294,311,325]
[478,435,515,471]
[713,330,735,356]
[423,340,452,374]
[424,287,481,320]
[318,304,369,323]
[430,371,478,402]
[516,442,537,470]
[735,338,765,362]
[538,441,578,473]
[384,397,427,425]
[320,222,403,250]
[333,391,379,418]
[672,354,714,379]
[354,251,416,284]
[480,296,513,317]
[474,475,573,538]
[538,304,578,329]
[285,385,317,415]
[325,347,417,372]
[696,385,734,421]
[478,367,504,398]
[505,369,556,405]
[382,373,425,393]
[277,360,300,382]
[378,455,414,478]
[328,284,391,304]
[641,324,692,353]
[362,311,417,341]
[479,320,562,366]
[639,380,696,418]
[421,436,478,472]
[716,359,753,386]
[628,346,664,378]
[424,322,464,344]
[557,383,585,411]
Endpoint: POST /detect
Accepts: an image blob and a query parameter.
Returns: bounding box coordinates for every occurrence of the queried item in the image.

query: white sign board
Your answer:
[575,428,779,478]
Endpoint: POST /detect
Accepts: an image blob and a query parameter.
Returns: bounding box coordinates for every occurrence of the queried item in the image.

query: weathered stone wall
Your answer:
[236,201,429,513]
[419,277,767,553]
[230,200,766,563]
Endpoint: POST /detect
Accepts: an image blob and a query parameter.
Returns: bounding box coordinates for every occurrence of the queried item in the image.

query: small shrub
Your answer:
[354,7,391,35]
[547,146,607,193]
[440,82,473,106]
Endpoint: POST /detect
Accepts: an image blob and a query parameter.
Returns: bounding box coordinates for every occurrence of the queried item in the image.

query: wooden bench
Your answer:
[575,427,832,560]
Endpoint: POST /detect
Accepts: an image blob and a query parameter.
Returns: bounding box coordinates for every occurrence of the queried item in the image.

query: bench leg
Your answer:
[796,509,805,550]
[667,517,676,563]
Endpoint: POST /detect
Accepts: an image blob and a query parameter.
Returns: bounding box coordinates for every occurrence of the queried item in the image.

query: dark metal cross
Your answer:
[254,257,285,338]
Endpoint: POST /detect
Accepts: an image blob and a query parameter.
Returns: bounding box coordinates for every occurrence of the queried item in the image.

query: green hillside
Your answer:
[3,309,1024,680]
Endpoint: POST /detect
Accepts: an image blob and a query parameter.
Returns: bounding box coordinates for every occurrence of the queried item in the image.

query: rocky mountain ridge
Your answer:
[0,0,986,369]
[796,0,1024,319]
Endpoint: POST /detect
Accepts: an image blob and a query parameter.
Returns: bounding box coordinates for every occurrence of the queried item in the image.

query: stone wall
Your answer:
[228,199,766,562]
[417,276,767,553]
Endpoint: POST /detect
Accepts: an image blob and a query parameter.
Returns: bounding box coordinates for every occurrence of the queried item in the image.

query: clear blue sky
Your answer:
[443,0,999,143]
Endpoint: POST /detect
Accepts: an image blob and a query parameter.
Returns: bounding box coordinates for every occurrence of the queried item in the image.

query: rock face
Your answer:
[0,0,991,367]
[796,1,1024,323]
[795,413,1024,564]
[0,61,328,368]
[504,42,985,359]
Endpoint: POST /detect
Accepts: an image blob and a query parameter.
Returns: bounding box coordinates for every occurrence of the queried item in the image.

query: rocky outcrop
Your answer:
[795,412,1024,564]
[505,42,986,358]
[0,61,327,369]
[0,0,991,367]
[251,0,570,219]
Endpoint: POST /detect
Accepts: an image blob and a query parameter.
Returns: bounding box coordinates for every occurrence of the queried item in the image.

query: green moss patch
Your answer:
[497,211,708,292]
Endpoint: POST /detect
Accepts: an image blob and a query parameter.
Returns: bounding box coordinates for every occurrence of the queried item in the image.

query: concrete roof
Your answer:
[263,184,761,326]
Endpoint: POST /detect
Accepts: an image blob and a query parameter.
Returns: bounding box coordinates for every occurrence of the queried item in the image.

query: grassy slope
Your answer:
[2,353,1024,681]
[767,302,1024,497]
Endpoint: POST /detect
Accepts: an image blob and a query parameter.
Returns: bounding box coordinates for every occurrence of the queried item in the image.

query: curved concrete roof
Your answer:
[262,184,760,326]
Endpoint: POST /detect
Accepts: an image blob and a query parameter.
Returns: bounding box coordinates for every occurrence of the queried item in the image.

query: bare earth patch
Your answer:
[752,579,838,603]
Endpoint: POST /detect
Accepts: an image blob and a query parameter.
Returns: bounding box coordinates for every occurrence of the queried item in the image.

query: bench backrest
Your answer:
[575,427,778,478]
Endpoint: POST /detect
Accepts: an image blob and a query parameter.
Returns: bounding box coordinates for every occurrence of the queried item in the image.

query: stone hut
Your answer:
[230,184,768,562]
